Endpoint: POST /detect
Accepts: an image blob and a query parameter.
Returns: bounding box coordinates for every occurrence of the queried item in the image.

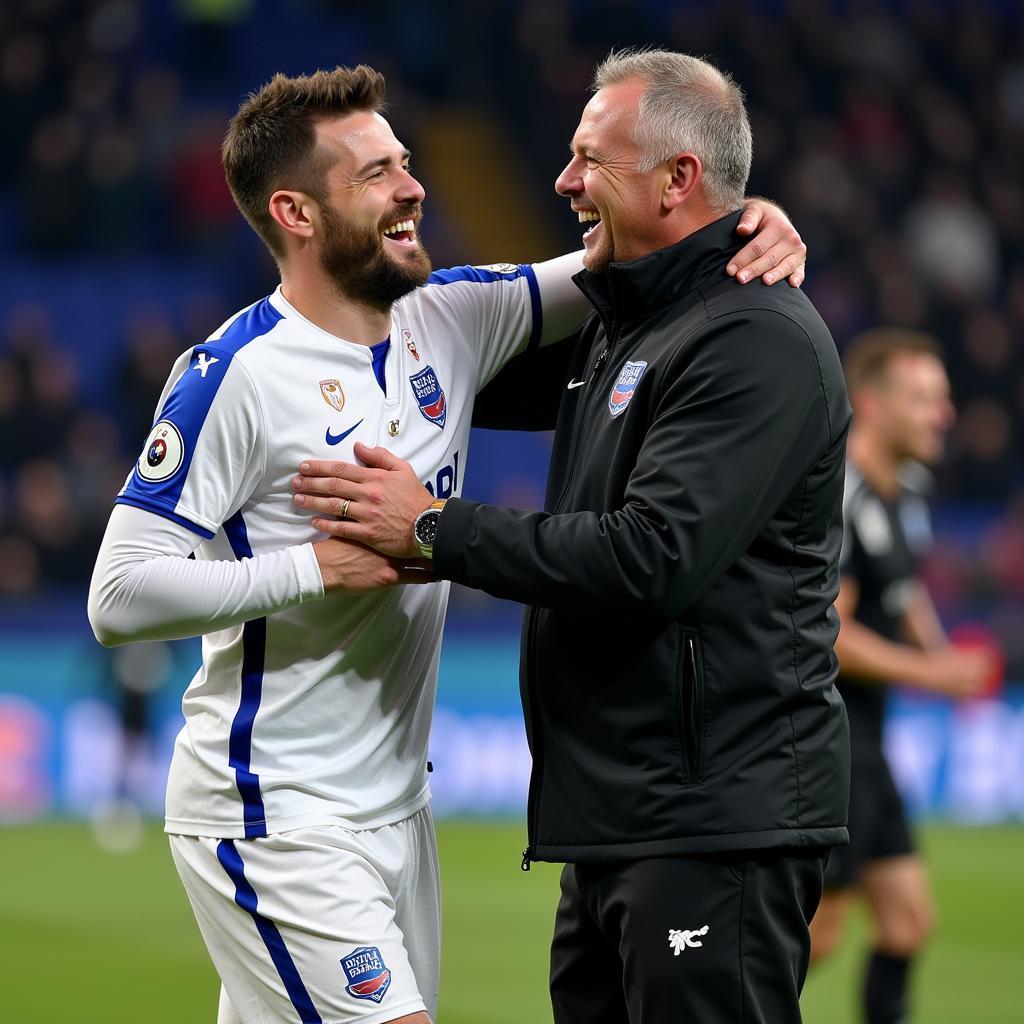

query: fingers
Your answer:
[298,459,374,483]
[729,235,807,286]
[311,515,374,544]
[353,441,407,471]
[733,205,762,238]
[292,481,360,518]
[770,249,807,288]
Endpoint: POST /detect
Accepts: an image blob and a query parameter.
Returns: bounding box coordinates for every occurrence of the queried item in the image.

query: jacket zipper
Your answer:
[523,323,618,870]
[523,342,613,872]
[521,603,541,871]
[551,342,613,514]
[681,634,703,784]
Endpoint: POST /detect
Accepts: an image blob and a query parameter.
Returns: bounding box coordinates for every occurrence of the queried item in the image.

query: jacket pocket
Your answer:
[675,629,706,785]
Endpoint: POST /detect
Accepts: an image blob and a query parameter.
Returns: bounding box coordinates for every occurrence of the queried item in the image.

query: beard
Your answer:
[318,203,432,310]
[583,221,614,275]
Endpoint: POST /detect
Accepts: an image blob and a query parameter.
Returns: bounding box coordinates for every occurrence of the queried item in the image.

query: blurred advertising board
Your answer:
[1,624,1022,823]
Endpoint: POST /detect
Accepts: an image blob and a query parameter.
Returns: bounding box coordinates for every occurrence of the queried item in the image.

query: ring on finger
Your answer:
[340,498,351,519]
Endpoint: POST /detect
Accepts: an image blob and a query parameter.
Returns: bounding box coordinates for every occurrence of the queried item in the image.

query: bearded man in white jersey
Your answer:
[88,65,807,1024]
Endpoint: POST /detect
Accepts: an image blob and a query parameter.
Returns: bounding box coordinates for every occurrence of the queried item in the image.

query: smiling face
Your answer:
[555,77,670,273]
[313,110,432,308]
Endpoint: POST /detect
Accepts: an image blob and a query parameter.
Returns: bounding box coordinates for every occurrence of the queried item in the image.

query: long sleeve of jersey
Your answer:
[88,504,324,645]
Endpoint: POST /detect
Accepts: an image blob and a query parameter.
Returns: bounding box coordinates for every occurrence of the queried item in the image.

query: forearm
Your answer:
[434,499,685,611]
[901,586,948,650]
[533,250,589,346]
[88,505,323,645]
[835,619,937,688]
[434,487,768,615]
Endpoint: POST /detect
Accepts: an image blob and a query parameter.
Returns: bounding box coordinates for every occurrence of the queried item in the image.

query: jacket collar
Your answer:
[572,211,744,332]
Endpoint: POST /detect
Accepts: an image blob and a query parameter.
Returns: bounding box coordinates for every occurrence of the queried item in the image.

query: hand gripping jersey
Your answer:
[114,260,583,838]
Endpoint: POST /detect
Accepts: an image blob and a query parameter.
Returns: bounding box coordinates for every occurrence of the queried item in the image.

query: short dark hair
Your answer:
[843,328,944,394]
[222,66,386,257]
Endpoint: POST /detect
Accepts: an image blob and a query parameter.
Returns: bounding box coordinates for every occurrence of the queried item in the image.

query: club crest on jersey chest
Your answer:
[409,365,447,429]
[319,378,345,413]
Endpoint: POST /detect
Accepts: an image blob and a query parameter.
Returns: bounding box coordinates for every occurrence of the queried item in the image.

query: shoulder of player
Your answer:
[401,263,532,307]
[842,461,874,520]
[423,263,531,288]
[179,296,288,384]
[898,460,936,499]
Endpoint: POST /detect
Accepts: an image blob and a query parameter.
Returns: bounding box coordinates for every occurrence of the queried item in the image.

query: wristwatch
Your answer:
[413,499,447,559]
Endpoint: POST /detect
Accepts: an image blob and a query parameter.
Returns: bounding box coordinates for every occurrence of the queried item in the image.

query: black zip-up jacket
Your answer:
[436,212,851,863]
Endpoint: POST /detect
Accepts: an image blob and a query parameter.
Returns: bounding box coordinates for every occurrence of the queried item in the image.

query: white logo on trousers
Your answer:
[668,925,709,954]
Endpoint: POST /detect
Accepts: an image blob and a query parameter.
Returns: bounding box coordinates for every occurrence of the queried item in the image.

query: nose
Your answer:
[397,168,426,205]
[555,155,583,197]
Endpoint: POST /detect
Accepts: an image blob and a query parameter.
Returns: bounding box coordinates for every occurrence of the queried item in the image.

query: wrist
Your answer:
[412,499,447,559]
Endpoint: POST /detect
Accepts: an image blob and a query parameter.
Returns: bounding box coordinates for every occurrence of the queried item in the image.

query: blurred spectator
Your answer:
[904,173,1000,303]
[116,306,183,444]
[11,458,96,584]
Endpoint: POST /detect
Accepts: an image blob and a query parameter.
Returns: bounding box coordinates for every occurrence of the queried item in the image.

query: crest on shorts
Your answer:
[320,379,345,413]
[608,360,648,418]
[409,365,447,429]
[340,946,392,1004]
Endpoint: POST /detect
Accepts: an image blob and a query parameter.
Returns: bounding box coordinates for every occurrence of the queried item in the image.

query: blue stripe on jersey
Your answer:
[425,264,543,351]
[522,264,542,351]
[114,495,216,539]
[370,337,390,396]
[117,297,283,530]
[426,264,525,286]
[216,840,324,1024]
[223,509,268,838]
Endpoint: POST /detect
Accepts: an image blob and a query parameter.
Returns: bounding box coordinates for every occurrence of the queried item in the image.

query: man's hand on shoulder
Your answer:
[729,198,807,288]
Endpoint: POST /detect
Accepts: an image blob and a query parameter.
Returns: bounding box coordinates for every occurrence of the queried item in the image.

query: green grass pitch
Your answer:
[1,821,1020,1022]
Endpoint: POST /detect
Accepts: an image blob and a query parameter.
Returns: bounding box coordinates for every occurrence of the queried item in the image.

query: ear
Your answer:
[268,190,318,242]
[662,152,702,211]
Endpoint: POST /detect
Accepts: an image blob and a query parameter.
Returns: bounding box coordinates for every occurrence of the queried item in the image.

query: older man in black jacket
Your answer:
[297,49,851,1024]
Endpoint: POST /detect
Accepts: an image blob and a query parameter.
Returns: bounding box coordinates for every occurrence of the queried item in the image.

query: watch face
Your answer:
[415,510,441,545]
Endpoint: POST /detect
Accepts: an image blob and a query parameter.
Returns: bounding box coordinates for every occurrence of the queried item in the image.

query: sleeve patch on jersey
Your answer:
[137,420,185,482]
[473,262,520,274]
[341,946,392,1004]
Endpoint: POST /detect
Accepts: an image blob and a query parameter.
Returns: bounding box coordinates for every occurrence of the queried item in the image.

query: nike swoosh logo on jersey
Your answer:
[325,419,364,446]
[567,379,587,390]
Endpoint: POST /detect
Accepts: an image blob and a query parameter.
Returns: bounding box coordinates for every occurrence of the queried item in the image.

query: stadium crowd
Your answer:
[0,0,1021,673]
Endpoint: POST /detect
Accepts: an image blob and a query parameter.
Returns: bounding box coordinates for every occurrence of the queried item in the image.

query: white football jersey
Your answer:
[116,259,583,838]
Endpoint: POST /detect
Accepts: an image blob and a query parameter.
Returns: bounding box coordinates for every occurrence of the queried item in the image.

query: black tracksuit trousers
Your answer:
[549,848,826,1024]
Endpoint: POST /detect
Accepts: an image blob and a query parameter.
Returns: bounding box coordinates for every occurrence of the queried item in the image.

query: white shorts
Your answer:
[169,806,440,1024]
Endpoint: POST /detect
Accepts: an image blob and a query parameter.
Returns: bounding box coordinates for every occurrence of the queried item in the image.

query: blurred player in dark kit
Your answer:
[809,329,998,1024]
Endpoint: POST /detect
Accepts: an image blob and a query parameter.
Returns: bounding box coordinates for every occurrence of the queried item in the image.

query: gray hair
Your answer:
[593,48,752,213]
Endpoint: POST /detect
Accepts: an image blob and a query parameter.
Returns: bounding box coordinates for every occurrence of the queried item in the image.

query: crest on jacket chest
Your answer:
[609,360,648,417]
